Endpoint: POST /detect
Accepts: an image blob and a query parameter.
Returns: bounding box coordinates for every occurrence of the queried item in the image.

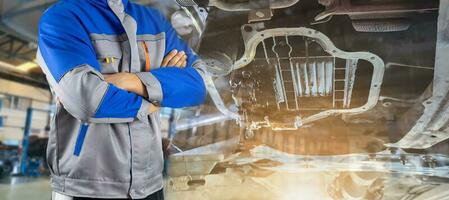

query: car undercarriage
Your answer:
[0,0,446,199]
[182,0,442,149]
[152,0,449,199]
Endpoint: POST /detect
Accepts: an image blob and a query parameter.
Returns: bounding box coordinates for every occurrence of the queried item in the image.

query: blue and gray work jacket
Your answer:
[36,0,206,198]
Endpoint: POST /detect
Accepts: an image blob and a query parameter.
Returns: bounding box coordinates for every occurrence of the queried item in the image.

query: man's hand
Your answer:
[161,49,187,68]
[103,73,159,113]
[104,73,145,96]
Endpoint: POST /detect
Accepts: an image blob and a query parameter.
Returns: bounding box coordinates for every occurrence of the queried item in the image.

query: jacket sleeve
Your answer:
[37,6,151,124]
[135,9,206,108]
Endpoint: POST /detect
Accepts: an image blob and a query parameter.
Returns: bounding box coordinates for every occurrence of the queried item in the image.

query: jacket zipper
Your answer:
[141,42,151,71]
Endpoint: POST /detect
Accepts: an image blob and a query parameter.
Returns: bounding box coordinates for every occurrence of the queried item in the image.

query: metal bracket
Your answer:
[248,9,273,23]
[248,0,273,23]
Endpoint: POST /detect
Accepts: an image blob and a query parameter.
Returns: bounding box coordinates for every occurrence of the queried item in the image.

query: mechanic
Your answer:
[36,0,206,199]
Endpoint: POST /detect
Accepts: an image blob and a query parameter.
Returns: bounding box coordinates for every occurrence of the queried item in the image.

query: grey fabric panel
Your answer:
[36,49,103,122]
[91,39,123,58]
[148,38,165,70]
[91,36,124,73]
[135,72,163,103]
[97,59,121,74]
[147,112,164,177]
[53,101,79,174]
[89,21,167,73]
[126,16,141,73]
[90,33,128,42]
[51,174,163,199]
[65,123,131,180]
[136,99,151,125]
[137,43,146,71]
[46,102,60,176]
[129,118,164,198]
[57,66,109,120]
[136,33,165,41]
[121,38,132,72]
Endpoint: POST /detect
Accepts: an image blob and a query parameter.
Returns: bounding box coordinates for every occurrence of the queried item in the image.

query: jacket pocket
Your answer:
[137,34,166,72]
[91,37,124,73]
[97,54,122,74]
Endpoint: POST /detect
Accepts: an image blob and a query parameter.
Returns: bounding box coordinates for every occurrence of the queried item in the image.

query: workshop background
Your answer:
[1,0,449,200]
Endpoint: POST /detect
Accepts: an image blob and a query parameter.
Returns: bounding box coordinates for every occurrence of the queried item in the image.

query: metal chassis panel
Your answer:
[386,0,449,149]
[315,0,438,21]
[208,0,300,12]
[204,74,241,120]
[206,25,385,127]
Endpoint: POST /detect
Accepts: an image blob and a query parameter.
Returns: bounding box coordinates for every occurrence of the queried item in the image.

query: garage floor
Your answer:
[0,177,51,200]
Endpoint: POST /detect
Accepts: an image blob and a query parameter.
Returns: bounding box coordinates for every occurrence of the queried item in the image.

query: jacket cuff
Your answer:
[135,72,163,105]
[136,100,151,125]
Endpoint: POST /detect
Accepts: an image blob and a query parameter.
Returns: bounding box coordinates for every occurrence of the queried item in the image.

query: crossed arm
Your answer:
[103,50,188,113]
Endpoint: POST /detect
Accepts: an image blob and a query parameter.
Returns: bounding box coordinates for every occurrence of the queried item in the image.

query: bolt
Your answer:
[255,11,265,18]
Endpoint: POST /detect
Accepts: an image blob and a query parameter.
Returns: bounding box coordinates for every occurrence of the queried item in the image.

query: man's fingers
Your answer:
[182,55,187,67]
[162,50,189,68]
[176,55,187,68]
[174,55,187,68]
[168,51,185,66]
[161,50,178,67]
[181,60,187,68]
